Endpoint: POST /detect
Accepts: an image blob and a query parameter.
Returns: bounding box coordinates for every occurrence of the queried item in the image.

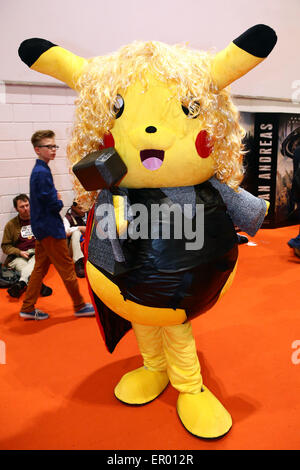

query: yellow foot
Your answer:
[177,386,232,439]
[114,367,169,405]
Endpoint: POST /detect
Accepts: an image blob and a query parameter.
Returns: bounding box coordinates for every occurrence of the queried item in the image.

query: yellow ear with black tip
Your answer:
[18,38,87,91]
[211,24,277,90]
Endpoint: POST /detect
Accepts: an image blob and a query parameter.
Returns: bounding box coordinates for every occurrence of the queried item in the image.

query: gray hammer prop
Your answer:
[72,147,127,190]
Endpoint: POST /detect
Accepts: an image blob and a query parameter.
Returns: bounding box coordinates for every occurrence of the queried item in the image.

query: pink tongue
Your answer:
[142,157,163,170]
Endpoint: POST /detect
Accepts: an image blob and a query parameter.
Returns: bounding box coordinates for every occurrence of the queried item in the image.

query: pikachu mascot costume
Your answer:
[19,24,277,438]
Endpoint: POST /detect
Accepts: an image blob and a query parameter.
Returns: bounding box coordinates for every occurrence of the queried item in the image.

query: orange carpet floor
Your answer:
[0,225,300,450]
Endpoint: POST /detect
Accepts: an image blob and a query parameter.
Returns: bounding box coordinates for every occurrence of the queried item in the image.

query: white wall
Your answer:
[1,0,300,99]
[0,84,76,261]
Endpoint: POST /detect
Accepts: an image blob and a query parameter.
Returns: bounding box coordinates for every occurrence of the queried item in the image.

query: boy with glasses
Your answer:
[19,130,94,320]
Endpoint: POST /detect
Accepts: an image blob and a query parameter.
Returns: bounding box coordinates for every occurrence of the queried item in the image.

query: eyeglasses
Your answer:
[37,145,59,150]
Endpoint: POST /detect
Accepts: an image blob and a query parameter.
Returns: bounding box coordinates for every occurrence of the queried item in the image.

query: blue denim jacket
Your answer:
[29,159,66,240]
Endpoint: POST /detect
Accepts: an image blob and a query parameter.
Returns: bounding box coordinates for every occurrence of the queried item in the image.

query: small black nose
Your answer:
[145,126,157,133]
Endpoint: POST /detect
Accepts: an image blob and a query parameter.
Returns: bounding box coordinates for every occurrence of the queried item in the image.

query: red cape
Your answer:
[83,205,132,353]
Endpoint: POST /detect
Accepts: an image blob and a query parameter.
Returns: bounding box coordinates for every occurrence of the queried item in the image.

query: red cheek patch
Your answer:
[103,132,115,148]
[195,130,214,158]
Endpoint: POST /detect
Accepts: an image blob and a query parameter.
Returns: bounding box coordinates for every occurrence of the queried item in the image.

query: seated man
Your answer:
[63,200,87,278]
[1,194,52,298]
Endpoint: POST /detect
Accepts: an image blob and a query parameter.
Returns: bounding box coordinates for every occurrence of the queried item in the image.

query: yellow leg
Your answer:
[114,323,169,405]
[162,322,202,393]
[115,320,232,438]
[162,322,232,439]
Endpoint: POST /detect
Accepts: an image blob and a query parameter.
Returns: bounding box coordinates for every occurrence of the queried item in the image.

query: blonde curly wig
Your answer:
[67,40,245,210]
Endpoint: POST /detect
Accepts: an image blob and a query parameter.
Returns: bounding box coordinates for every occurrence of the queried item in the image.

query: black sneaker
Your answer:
[7,281,27,298]
[75,258,85,278]
[40,284,52,297]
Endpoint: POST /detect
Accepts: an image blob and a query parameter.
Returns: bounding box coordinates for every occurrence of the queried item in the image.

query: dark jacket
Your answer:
[292,167,300,202]
[29,159,65,240]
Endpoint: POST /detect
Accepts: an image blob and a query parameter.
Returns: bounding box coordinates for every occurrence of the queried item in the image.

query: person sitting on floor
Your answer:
[1,194,52,298]
[63,200,87,278]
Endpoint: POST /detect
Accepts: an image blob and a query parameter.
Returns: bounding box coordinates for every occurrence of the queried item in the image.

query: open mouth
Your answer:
[140,149,165,170]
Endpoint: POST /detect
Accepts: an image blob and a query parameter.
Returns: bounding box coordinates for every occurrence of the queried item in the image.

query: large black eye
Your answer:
[113,95,124,119]
[181,101,201,119]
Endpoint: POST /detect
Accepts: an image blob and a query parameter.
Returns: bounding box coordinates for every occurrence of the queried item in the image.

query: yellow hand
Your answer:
[113,195,128,237]
[265,200,270,216]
